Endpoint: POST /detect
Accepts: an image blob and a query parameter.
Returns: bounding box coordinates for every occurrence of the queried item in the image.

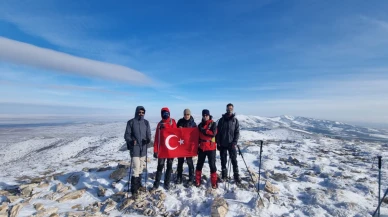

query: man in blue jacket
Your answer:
[124,106,151,198]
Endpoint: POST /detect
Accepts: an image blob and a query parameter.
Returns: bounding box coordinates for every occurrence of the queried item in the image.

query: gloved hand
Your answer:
[153,153,158,158]
[231,143,236,149]
[126,142,131,150]
[200,127,207,134]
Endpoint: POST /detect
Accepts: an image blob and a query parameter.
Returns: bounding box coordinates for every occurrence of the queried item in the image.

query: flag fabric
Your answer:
[156,127,199,158]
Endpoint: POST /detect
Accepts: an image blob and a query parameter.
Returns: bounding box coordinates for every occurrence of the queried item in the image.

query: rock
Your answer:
[20,183,39,197]
[0,203,8,214]
[34,203,45,211]
[211,197,228,217]
[66,173,81,186]
[97,166,112,172]
[37,182,49,189]
[159,193,166,201]
[35,207,59,217]
[5,195,20,203]
[9,204,23,217]
[383,197,388,204]
[144,208,156,216]
[56,189,86,202]
[271,173,288,182]
[118,161,131,169]
[49,213,59,217]
[103,199,117,213]
[257,199,265,208]
[264,181,280,194]
[111,191,126,202]
[55,182,70,193]
[71,204,83,210]
[247,168,259,183]
[97,186,106,197]
[82,167,89,172]
[156,201,164,209]
[109,168,127,181]
[119,198,134,211]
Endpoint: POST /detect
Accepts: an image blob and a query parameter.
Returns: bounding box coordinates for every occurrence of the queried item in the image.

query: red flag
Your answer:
[157,128,199,158]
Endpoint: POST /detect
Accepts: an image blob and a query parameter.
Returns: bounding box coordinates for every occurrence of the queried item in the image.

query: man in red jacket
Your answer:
[195,109,218,189]
[153,107,177,190]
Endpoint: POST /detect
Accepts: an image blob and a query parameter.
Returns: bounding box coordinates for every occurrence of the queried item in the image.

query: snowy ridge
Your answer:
[0,115,387,216]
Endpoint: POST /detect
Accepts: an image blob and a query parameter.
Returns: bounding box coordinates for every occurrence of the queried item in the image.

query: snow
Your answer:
[0,116,388,216]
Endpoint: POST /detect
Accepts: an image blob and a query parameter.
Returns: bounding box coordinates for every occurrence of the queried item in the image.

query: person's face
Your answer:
[227,106,234,113]
[184,113,191,120]
[203,114,210,121]
[138,110,145,117]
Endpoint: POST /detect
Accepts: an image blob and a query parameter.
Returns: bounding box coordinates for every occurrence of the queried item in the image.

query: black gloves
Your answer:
[153,153,158,158]
[200,127,207,134]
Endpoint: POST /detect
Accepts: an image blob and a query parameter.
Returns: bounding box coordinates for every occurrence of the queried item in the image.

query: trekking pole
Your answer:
[237,144,265,207]
[258,140,263,193]
[227,155,232,191]
[377,156,382,217]
[127,150,133,199]
[372,188,388,217]
[145,144,148,193]
[224,157,230,191]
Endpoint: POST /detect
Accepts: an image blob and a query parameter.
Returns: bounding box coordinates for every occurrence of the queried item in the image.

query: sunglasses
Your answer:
[202,114,209,116]
[138,111,145,114]
[184,114,190,116]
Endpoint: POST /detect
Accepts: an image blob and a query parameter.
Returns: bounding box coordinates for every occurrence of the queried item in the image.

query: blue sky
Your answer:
[1,0,388,126]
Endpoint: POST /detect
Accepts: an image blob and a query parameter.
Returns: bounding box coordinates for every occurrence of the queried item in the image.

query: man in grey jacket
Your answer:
[216,103,241,184]
[124,106,151,197]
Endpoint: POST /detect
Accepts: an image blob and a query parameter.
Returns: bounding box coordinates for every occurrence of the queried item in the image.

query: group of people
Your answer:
[124,103,240,198]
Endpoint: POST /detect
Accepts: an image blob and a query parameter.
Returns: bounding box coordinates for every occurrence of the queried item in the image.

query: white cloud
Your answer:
[0,37,153,85]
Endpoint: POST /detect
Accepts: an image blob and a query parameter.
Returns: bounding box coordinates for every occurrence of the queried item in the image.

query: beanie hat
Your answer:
[202,109,210,116]
[184,108,191,115]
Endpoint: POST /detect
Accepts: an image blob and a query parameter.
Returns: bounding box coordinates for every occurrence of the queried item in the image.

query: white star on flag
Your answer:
[178,138,184,145]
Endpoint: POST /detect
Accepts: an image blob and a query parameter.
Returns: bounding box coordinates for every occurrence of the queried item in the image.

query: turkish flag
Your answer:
[156,128,199,158]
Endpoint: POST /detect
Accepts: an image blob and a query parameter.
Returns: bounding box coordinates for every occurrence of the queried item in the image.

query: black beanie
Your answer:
[202,109,210,116]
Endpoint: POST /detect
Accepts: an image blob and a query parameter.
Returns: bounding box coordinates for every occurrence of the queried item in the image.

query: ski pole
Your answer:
[225,156,230,191]
[377,156,382,217]
[145,144,148,192]
[372,188,388,217]
[258,140,263,193]
[227,153,232,191]
[127,150,133,199]
[237,144,265,207]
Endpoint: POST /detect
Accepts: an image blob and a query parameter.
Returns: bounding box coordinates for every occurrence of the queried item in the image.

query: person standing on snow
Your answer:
[153,107,177,190]
[176,108,197,185]
[124,106,151,198]
[195,109,218,189]
[216,103,241,184]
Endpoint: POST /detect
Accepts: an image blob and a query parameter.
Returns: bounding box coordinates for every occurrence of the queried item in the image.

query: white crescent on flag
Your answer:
[165,135,178,150]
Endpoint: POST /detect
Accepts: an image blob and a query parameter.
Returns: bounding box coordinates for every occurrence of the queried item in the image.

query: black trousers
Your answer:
[219,146,239,174]
[196,149,217,173]
[155,158,174,184]
[177,157,194,174]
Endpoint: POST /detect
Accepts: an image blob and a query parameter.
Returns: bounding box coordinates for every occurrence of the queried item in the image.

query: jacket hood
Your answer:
[134,106,146,118]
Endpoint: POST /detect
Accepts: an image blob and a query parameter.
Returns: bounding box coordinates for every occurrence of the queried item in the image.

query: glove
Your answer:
[200,127,207,134]
[217,144,221,151]
[153,153,158,158]
[126,142,131,150]
[231,143,236,149]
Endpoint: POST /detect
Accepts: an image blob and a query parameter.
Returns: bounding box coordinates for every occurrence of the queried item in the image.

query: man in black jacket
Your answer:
[176,108,197,185]
[216,103,241,183]
[124,106,151,198]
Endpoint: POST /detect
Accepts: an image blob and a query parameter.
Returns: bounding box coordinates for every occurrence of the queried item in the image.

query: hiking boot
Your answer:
[195,170,202,187]
[211,172,218,189]
[234,173,242,184]
[176,172,183,184]
[221,168,228,180]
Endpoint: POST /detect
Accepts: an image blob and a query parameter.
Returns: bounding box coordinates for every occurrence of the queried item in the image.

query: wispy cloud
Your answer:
[0,37,154,85]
